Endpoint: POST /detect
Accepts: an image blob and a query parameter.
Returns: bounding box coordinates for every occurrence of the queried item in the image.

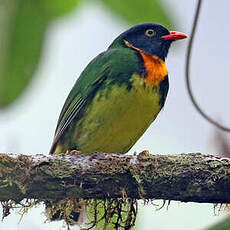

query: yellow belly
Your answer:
[74,74,162,153]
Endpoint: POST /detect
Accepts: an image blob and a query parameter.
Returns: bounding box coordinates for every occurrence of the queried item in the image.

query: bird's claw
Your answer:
[68,150,82,155]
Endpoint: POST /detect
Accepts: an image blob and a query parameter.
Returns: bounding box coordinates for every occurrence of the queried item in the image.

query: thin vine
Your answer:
[185,0,230,132]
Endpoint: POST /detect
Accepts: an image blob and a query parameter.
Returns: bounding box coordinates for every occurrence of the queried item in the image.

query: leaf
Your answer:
[0,0,49,108]
[0,0,81,108]
[99,0,173,30]
[40,0,81,19]
[205,216,230,230]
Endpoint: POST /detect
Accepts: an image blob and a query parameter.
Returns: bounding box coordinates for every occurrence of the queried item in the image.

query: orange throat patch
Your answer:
[140,51,168,86]
[124,40,168,87]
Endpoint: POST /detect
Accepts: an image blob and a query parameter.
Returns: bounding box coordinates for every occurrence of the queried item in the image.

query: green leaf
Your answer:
[0,0,81,108]
[205,216,230,230]
[86,199,137,230]
[99,0,173,30]
[0,0,49,108]
[40,0,81,19]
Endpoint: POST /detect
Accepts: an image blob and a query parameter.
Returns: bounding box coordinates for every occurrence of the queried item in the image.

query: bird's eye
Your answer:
[145,29,156,37]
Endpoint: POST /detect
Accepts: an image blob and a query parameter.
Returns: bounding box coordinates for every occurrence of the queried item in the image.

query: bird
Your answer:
[47,23,187,228]
[50,23,187,156]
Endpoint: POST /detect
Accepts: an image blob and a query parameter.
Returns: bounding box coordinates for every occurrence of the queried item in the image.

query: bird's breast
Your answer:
[74,75,166,153]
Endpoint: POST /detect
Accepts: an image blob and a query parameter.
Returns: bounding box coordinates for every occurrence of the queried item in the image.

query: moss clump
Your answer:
[1,199,40,220]
[45,198,137,230]
[85,198,137,230]
[45,199,83,226]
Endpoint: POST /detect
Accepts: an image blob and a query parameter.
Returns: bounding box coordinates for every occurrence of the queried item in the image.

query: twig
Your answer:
[185,0,230,132]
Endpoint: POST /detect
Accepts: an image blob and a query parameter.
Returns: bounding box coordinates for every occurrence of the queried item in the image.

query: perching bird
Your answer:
[50,23,186,155]
[48,23,187,227]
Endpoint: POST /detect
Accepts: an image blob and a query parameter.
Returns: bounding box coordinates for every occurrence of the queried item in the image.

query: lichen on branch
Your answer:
[1,151,230,229]
[0,151,229,203]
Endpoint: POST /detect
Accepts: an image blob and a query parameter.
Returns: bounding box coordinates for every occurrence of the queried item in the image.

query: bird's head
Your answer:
[110,23,187,60]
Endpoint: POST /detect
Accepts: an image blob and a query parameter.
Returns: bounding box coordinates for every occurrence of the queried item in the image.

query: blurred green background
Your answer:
[0,0,230,229]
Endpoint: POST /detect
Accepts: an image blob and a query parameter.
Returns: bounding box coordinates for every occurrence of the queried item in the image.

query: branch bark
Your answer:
[0,151,230,203]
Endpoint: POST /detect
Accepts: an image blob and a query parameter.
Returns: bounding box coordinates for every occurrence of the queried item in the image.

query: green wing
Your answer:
[49,51,109,154]
[49,47,140,154]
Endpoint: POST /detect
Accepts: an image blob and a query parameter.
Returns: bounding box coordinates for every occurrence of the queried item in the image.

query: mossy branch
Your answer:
[0,151,230,203]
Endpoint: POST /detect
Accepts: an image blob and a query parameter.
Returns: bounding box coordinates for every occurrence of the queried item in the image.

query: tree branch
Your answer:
[0,151,230,203]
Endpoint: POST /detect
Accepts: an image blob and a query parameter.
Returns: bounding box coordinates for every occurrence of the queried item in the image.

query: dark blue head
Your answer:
[110,23,187,61]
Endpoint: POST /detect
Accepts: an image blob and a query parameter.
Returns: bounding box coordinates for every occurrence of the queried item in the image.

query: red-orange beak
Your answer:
[161,31,187,40]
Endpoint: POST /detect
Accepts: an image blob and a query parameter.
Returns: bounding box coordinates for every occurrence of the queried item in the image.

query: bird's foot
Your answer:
[68,150,82,155]
[137,150,150,160]
[121,189,127,199]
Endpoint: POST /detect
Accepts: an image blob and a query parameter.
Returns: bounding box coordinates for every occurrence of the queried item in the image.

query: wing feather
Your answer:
[49,72,108,154]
